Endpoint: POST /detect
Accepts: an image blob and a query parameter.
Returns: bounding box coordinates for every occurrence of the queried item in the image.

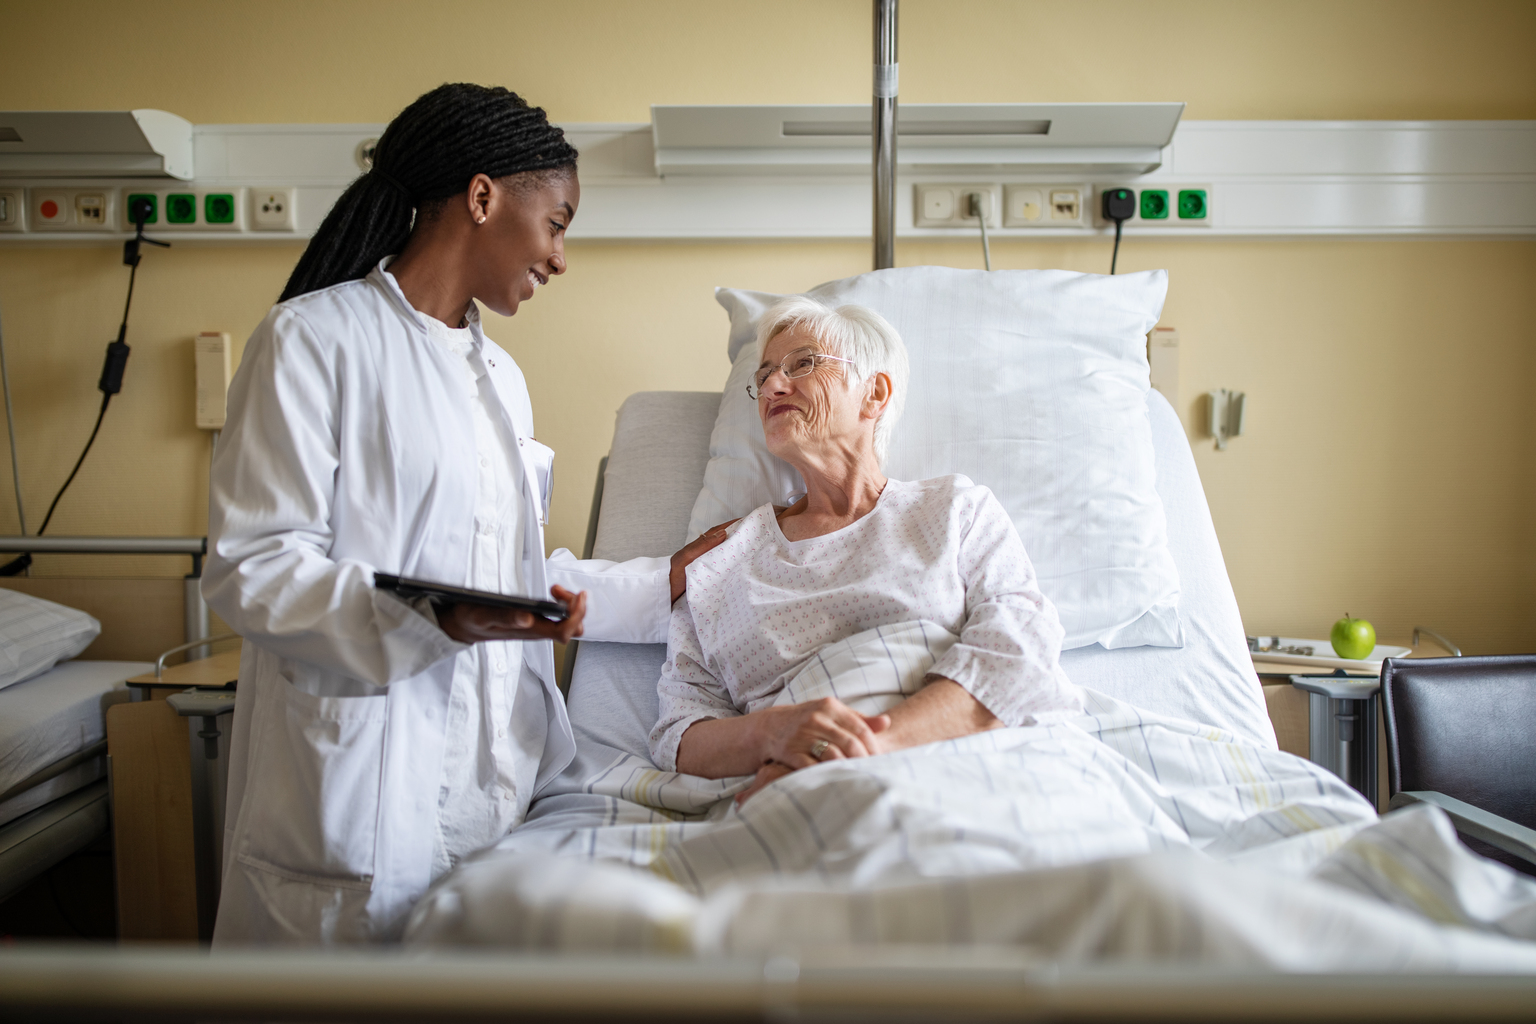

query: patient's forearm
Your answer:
[879,678,1002,752]
[675,716,770,778]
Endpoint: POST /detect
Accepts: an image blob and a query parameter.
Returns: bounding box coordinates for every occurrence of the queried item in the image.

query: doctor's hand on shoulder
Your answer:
[437,585,587,644]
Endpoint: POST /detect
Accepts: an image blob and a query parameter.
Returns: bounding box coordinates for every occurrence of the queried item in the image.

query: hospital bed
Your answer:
[0,539,213,908]
[4,371,1534,1018]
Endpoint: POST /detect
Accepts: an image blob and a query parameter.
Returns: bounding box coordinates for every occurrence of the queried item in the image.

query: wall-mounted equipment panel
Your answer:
[0,120,1530,243]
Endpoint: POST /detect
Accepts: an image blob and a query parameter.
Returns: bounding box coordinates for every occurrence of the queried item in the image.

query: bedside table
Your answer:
[1290,671,1381,804]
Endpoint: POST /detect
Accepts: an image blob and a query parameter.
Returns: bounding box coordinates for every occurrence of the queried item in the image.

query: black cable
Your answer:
[1110,218,1124,275]
[0,206,158,577]
[35,395,112,537]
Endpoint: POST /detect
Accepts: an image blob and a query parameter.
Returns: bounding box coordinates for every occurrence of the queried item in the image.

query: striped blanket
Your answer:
[405,624,1536,970]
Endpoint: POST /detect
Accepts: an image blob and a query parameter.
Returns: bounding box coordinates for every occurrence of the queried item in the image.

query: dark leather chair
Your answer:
[1381,655,1536,876]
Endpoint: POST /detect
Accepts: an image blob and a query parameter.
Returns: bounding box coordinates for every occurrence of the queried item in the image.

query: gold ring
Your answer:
[810,739,830,760]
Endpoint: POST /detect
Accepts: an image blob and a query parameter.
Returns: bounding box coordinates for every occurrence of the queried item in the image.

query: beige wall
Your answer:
[1,0,1533,653]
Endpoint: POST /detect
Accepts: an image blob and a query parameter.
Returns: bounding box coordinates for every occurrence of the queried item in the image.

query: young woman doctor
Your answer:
[205,84,721,944]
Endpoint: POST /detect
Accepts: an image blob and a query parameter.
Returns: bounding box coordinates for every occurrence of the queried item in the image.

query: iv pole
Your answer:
[873,0,898,270]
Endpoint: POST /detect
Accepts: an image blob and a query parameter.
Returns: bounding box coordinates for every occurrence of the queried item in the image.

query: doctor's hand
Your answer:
[669,508,790,605]
[437,585,587,645]
[670,520,735,605]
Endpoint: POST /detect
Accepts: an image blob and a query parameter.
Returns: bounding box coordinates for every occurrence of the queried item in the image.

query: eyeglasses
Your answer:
[746,346,858,399]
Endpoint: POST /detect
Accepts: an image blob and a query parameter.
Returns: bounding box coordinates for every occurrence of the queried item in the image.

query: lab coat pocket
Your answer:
[522,438,555,525]
[236,675,388,888]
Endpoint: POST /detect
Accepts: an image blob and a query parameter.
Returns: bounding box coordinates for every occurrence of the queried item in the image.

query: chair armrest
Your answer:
[1390,791,1536,869]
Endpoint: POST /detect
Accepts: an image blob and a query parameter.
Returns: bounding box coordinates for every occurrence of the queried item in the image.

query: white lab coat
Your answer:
[204,263,670,944]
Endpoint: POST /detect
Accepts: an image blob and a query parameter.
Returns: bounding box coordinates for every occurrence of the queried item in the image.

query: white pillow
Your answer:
[688,266,1181,650]
[0,588,101,690]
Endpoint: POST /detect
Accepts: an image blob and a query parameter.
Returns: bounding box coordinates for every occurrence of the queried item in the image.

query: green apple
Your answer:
[1330,614,1376,660]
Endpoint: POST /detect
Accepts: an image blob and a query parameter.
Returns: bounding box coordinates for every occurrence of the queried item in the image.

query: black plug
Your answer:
[122,196,168,268]
[1102,187,1135,274]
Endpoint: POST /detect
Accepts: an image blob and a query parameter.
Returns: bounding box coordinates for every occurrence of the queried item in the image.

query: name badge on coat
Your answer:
[520,439,555,525]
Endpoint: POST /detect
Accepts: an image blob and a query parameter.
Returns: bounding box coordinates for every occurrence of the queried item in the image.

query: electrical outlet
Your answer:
[123,192,158,228]
[121,188,245,231]
[251,189,296,231]
[1093,184,1212,228]
[0,190,26,231]
[165,192,198,224]
[913,184,998,228]
[74,193,109,227]
[204,193,236,225]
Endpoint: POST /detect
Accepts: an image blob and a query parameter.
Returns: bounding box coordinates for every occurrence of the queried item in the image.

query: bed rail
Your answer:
[1,945,1534,1022]
[0,535,212,652]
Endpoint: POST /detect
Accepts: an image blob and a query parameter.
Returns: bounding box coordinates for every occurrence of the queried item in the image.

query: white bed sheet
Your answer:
[0,659,146,826]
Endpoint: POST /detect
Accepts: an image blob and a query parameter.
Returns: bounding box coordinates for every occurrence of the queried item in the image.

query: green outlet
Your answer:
[1177,189,1208,220]
[1140,189,1169,220]
[166,193,197,224]
[204,193,236,224]
[125,193,158,225]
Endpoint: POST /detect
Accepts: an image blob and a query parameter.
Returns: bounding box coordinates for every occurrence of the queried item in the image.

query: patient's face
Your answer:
[757,327,867,465]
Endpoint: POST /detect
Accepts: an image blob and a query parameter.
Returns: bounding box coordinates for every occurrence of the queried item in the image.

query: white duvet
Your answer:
[406,624,1536,970]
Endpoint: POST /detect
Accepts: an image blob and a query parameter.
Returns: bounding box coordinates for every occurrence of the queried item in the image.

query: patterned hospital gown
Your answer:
[648,474,1084,770]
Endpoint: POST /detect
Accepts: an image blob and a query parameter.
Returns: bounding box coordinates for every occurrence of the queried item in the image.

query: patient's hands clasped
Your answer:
[676,696,891,779]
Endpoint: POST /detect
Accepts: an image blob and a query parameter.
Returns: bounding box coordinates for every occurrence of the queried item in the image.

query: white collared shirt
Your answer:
[421,314,547,875]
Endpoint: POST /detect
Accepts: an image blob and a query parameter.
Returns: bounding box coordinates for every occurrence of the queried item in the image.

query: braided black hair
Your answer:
[279,83,578,302]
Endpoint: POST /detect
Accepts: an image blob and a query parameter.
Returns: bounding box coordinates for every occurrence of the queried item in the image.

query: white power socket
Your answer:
[250,189,296,231]
[1002,184,1090,227]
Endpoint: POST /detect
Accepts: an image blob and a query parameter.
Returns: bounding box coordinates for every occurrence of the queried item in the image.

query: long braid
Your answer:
[279,84,578,302]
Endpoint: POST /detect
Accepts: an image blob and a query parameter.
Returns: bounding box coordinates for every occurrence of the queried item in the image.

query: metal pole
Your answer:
[873,0,898,270]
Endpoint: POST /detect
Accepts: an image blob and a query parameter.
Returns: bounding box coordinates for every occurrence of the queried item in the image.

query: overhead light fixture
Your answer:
[0,110,194,180]
[653,103,1183,177]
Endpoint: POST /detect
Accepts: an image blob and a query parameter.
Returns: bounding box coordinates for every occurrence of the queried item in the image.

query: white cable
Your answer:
[970,192,992,271]
[0,299,26,535]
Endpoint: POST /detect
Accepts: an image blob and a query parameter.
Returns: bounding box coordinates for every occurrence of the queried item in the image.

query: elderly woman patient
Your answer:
[649,297,1083,802]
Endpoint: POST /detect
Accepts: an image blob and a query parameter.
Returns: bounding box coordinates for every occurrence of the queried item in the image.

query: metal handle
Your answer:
[1412,626,1462,658]
[154,632,239,679]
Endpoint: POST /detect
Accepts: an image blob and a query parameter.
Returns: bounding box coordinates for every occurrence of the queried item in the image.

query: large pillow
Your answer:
[0,588,101,690]
[687,266,1181,650]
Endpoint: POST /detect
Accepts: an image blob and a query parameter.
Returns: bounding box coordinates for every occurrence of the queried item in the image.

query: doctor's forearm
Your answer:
[879,678,1002,752]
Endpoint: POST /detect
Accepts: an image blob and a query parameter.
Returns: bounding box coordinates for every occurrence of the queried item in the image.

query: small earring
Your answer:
[475,215,486,225]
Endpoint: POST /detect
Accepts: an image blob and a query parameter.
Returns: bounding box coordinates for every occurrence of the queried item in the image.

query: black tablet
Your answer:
[374,572,569,622]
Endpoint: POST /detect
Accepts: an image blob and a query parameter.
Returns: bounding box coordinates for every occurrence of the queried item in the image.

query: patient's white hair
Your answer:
[755,296,909,464]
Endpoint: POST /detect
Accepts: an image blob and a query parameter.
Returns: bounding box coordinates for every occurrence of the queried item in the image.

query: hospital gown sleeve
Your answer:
[203,307,464,686]
[647,593,740,771]
[927,485,1084,726]
[545,550,670,645]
